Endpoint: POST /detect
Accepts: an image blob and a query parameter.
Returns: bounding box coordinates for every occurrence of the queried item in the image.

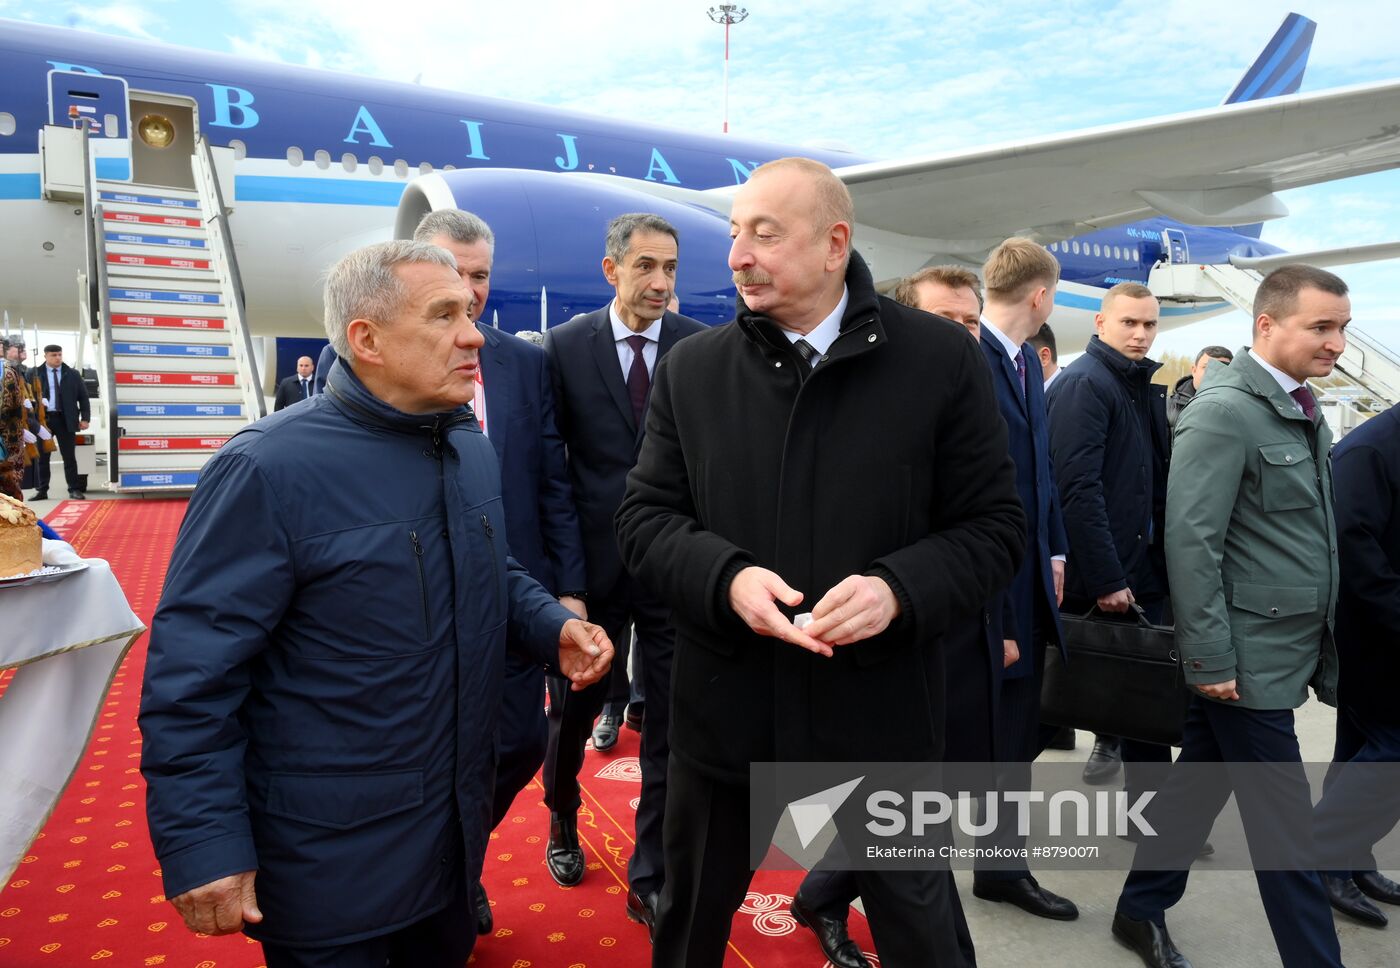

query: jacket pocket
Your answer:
[1258,443,1318,511]
[409,530,430,639]
[1231,582,1317,619]
[264,770,424,830]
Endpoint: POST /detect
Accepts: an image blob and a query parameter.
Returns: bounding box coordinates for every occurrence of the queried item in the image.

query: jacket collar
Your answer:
[1084,335,1162,384]
[735,250,885,358]
[322,358,473,437]
[1223,347,1314,424]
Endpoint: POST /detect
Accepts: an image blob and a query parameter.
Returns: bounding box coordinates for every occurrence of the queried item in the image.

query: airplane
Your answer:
[2,12,1399,368]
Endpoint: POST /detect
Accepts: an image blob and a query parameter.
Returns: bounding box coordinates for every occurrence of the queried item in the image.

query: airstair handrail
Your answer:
[193,136,267,420]
[90,202,121,486]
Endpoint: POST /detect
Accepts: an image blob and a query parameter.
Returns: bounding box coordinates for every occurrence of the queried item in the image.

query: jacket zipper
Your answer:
[481,514,504,615]
[409,530,430,637]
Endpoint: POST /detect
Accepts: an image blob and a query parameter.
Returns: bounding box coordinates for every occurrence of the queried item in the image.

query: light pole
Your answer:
[707,4,749,134]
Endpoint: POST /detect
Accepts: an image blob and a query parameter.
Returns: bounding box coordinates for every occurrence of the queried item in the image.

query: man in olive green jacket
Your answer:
[1113,265,1350,968]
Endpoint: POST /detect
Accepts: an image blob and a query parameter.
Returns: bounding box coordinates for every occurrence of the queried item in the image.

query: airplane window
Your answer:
[1113,246,1122,260]
[0,112,14,136]
[341,152,357,172]
[394,159,409,177]
[230,139,247,160]
[104,113,119,137]
[314,149,331,170]
[443,164,456,171]
[1071,241,1080,255]
[1132,248,1139,261]
[368,156,383,175]
[419,162,433,175]
[1049,242,1058,252]
[287,146,303,166]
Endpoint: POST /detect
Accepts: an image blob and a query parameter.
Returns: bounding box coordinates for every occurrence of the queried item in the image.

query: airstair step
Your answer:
[118,469,205,490]
[113,341,232,359]
[110,313,226,331]
[117,402,244,418]
[104,210,203,229]
[105,230,209,250]
[106,252,213,271]
[108,286,223,307]
[98,189,199,210]
[110,356,237,375]
[119,435,230,453]
[116,372,237,387]
[117,385,242,403]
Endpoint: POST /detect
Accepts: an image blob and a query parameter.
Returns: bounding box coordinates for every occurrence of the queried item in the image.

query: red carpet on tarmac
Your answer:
[1,500,874,967]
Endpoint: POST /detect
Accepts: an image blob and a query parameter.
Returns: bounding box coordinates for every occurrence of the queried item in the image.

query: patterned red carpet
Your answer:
[1,499,873,967]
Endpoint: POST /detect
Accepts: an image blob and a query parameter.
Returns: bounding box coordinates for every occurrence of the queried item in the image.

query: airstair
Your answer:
[1149,261,1400,414]
[68,131,265,491]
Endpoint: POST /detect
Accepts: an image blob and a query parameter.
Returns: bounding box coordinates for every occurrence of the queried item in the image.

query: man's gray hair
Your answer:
[605,213,679,264]
[413,208,495,254]
[323,240,456,358]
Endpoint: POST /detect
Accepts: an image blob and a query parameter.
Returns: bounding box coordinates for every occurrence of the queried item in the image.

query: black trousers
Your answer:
[36,409,80,492]
[654,755,975,968]
[490,652,548,828]
[1116,698,1343,968]
[260,882,474,968]
[1315,703,1400,878]
[542,576,675,894]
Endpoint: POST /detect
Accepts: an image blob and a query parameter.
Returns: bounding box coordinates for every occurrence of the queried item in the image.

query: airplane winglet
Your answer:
[1223,12,1317,104]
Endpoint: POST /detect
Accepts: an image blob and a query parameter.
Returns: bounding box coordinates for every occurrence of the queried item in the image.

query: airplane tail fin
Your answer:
[1226,13,1316,238]
[1223,12,1316,105]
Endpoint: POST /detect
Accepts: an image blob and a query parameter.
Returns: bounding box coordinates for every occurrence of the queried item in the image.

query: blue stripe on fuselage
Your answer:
[1054,288,1229,316]
[234,176,406,206]
[0,173,42,199]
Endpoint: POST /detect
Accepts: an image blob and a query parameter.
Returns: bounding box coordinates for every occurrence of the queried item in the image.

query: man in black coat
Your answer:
[272,356,317,411]
[616,158,1025,968]
[1047,283,1173,790]
[540,213,705,934]
[1313,403,1400,926]
[33,344,90,499]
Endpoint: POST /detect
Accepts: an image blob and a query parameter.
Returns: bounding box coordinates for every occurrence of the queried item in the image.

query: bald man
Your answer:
[273,356,317,411]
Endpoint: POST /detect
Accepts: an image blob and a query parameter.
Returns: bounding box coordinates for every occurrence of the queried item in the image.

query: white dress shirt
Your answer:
[610,302,663,379]
[1249,349,1309,415]
[779,286,849,364]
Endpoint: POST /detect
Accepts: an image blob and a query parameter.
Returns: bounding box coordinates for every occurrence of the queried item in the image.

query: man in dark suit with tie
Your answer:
[1113,265,1349,968]
[273,356,317,411]
[541,213,705,934]
[413,209,589,936]
[34,344,90,500]
[1312,389,1400,927]
[967,238,1077,921]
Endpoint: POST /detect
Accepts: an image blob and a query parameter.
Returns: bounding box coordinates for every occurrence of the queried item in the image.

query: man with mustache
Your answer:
[1113,264,1350,968]
[540,214,705,937]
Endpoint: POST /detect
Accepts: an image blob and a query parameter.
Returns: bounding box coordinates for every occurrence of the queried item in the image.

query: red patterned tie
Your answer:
[625,335,649,426]
[1289,386,1317,421]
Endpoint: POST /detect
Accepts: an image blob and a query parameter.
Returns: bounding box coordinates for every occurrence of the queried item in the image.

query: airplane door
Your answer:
[1161,228,1190,264]
[48,70,132,182]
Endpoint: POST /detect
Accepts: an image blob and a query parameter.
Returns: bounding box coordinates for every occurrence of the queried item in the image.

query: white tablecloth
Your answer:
[0,540,145,882]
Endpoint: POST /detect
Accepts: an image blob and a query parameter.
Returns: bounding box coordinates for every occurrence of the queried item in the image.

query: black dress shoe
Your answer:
[545,811,585,887]
[626,888,659,942]
[1111,912,1193,968]
[1082,736,1123,785]
[592,707,622,752]
[624,702,645,732]
[1356,870,1400,906]
[473,879,493,935]
[67,489,84,500]
[972,876,1079,920]
[1326,874,1388,927]
[1045,725,1077,750]
[790,892,870,968]
[29,490,47,501]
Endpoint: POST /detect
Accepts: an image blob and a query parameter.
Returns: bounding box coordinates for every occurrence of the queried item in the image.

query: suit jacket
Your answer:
[979,330,1067,679]
[314,343,338,395]
[615,254,1025,782]
[35,362,90,425]
[1167,349,1338,709]
[544,306,706,599]
[273,374,315,411]
[1329,405,1400,725]
[478,325,586,598]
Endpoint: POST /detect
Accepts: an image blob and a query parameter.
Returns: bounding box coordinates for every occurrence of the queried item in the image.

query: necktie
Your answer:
[1014,349,1027,398]
[1290,385,1317,421]
[793,338,820,368]
[301,378,309,399]
[625,334,649,426]
[50,368,59,411]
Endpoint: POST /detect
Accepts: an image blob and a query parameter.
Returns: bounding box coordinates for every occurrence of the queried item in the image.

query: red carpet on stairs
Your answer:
[1,500,874,967]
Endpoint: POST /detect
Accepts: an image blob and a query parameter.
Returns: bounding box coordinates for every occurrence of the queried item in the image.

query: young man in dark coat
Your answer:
[616,157,1025,968]
[139,240,613,968]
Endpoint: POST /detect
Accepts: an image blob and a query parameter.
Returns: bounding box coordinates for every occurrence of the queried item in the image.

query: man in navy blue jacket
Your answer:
[415,209,589,935]
[969,238,1076,922]
[139,240,613,968]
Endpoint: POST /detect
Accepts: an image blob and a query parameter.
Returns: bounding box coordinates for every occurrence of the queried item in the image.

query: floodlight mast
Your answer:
[707,5,750,134]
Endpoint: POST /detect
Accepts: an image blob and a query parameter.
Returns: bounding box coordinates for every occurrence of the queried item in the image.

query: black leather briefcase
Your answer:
[1040,606,1192,746]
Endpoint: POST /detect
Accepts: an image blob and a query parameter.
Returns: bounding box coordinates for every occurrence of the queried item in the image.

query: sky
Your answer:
[3,0,1399,359]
